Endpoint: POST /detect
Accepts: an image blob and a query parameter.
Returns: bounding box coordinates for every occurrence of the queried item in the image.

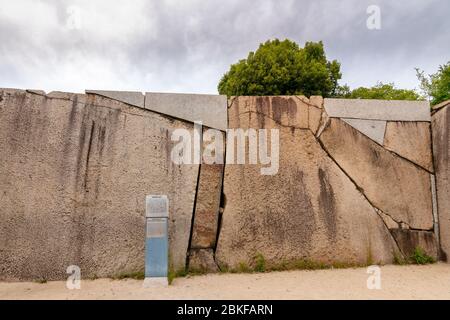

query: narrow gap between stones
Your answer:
[83,120,96,191]
[212,130,227,270]
[185,159,203,272]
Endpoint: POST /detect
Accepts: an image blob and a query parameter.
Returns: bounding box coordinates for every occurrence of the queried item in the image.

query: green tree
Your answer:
[218,39,342,97]
[416,62,450,106]
[340,82,422,101]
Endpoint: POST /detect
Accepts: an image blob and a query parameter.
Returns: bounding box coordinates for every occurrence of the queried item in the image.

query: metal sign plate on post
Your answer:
[143,195,169,288]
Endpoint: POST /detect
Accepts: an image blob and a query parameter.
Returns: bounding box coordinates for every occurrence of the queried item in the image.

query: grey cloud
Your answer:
[0,0,449,94]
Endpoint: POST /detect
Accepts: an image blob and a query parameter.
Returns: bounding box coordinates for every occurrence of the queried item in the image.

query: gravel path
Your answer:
[1,263,449,300]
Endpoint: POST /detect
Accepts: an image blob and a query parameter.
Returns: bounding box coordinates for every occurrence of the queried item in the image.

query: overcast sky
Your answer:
[0,0,449,94]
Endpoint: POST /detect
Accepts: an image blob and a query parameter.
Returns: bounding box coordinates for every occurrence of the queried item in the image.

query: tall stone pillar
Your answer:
[432,100,450,260]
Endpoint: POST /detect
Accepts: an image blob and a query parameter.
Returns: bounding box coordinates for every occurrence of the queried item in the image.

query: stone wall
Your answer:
[215,97,438,270]
[0,88,444,281]
[432,101,450,260]
[0,89,225,280]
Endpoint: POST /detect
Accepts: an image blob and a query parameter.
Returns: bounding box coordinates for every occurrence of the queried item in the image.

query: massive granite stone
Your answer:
[319,118,433,230]
[384,121,433,172]
[215,96,399,269]
[0,89,199,280]
[432,102,450,260]
[324,98,431,121]
[144,92,228,131]
[190,161,224,249]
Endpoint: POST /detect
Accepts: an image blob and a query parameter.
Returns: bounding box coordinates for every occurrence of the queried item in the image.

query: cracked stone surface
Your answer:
[384,121,434,172]
[0,89,199,280]
[215,96,399,269]
[319,118,434,230]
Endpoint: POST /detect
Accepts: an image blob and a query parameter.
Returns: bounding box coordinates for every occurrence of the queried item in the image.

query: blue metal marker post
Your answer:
[143,195,169,287]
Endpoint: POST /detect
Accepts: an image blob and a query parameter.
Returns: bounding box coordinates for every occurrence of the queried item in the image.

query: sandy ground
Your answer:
[1,263,449,300]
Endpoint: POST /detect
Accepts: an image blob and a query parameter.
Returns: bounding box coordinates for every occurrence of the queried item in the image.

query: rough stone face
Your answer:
[188,249,219,273]
[390,229,439,260]
[384,121,433,172]
[0,89,199,280]
[319,118,434,230]
[432,104,450,260]
[231,96,309,129]
[215,96,399,269]
[377,209,399,229]
[309,96,324,109]
[190,162,224,249]
[308,105,322,135]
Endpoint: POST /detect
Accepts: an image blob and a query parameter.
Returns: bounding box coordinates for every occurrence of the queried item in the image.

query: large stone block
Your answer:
[432,104,450,260]
[215,97,399,269]
[227,96,309,129]
[319,118,433,230]
[384,121,433,172]
[0,89,198,280]
[341,118,386,145]
[144,92,227,131]
[324,98,431,121]
[190,161,224,249]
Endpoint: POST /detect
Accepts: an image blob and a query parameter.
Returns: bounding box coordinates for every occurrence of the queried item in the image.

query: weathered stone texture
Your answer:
[384,121,433,172]
[230,96,309,129]
[188,249,219,273]
[215,96,399,269]
[190,162,224,249]
[432,104,450,260]
[0,89,199,280]
[390,229,439,260]
[319,118,434,230]
[308,105,322,135]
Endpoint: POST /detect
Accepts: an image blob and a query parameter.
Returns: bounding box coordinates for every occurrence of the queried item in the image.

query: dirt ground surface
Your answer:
[1,264,449,300]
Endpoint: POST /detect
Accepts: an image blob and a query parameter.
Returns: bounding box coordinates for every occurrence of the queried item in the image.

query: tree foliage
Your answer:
[416,62,450,106]
[218,39,342,97]
[335,82,421,101]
